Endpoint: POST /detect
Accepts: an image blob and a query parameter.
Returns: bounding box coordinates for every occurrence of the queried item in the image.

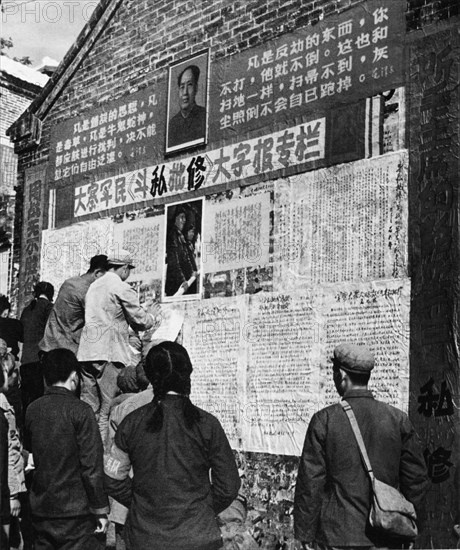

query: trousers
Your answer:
[32,515,105,550]
[79,361,124,446]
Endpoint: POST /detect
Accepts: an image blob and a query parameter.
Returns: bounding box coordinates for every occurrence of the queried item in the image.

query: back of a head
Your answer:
[144,341,192,397]
[333,342,374,386]
[34,281,55,302]
[88,254,109,272]
[43,348,80,386]
[0,295,10,315]
[144,341,199,431]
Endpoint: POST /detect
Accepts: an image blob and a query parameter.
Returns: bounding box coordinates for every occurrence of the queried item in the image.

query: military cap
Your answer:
[332,343,374,373]
[107,248,135,269]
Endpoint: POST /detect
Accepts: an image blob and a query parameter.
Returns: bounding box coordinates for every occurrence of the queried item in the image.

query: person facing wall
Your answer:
[104,341,240,550]
[294,343,429,550]
[19,281,54,415]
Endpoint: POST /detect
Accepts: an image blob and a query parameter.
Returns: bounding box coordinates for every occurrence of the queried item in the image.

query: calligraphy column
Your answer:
[408,24,459,548]
[18,165,47,311]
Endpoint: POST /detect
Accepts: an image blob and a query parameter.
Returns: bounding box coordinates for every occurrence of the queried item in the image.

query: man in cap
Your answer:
[77,250,160,443]
[40,254,109,356]
[294,343,428,550]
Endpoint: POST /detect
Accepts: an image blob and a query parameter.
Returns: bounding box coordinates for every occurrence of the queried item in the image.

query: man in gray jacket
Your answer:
[77,250,160,443]
[294,343,429,550]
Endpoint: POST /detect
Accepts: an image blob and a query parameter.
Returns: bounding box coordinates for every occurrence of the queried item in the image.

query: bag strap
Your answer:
[340,400,374,480]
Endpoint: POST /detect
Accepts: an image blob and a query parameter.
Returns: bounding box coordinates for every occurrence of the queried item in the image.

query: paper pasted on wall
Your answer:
[182,278,410,455]
[182,295,247,447]
[113,215,165,283]
[40,218,114,292]
[203,192,271,274]
[273,150,408,290]
[209,0,405,141]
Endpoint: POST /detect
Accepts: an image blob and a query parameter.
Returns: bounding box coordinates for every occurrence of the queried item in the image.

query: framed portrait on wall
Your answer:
[162,198,204,301]
[165,50,209,154]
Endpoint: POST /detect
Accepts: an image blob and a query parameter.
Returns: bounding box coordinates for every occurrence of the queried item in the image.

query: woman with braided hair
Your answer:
[104,341,240,550]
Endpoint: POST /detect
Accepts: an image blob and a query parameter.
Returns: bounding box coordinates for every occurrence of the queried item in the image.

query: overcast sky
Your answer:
[2,0,98,67]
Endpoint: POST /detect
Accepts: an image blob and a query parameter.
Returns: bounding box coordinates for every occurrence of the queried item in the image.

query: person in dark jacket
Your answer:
[294,343,429,550]
[104,341,240,550]
[19,281,54,415]
[39,255,108,356]
[25,349,109,549]
[0,366,10,548]
[0,296,23,361]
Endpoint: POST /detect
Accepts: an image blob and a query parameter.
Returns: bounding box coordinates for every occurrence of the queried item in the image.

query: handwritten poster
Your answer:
[180,278,410,455]
[40,218,114,292]
[317,279,411,412]
[113,215,165,282]
[244,292,322,455]
[203,192,271,274]
[182,296,247,447]
[274,150,408,290]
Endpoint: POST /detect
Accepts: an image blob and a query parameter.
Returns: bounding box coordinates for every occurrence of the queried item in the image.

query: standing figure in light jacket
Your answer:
[77,250,159,443]
[294,343,429,550]
[104,341,241,550]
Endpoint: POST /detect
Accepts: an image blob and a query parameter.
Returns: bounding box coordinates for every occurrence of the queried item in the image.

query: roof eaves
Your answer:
[6,0,123,141]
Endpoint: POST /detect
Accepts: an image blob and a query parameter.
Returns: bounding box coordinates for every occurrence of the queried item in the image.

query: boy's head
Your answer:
[42,349,80,391]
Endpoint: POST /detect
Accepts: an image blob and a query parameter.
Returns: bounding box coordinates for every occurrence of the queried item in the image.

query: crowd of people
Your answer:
[0,250,431,550]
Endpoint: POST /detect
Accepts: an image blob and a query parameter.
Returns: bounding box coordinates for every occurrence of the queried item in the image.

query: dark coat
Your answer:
[0,409,10,524]
[166,227,196,296]
[104,394,240,550]
[25,387,109,518]
[20,298,53,364]
[294,389,429,547]
[0,317,23,360]
[168,103,206,148]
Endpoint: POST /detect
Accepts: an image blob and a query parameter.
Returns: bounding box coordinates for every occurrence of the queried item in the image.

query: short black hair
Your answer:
[0,365,4,389]
[42,349,80,386]
[177,64,200,87]
[345,370,370,386]
[0,296,10,314]
[88,254,109,273]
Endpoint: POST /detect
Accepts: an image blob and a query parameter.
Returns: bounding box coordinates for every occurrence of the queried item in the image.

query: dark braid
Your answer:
[144,341,201,432]
[147,356,169,432]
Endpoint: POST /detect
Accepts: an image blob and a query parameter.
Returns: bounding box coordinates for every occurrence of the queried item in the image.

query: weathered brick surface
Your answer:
[0,85,31,139]
[10,1,459,548]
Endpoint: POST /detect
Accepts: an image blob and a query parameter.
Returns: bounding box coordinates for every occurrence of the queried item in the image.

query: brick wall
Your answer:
[12,1,460,548]
[0,84,32,141]
[16,0,458,177]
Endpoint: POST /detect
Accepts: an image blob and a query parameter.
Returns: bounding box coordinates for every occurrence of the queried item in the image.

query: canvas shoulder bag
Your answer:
[340,400,418,541]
